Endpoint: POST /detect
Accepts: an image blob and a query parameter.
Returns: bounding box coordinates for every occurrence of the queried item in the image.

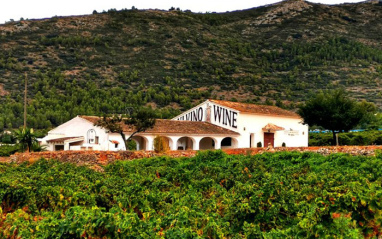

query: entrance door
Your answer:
[264,133,274,147]
[250,133,255,148]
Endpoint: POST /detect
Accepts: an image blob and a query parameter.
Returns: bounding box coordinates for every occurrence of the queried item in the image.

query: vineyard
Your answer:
[1,151,382,238]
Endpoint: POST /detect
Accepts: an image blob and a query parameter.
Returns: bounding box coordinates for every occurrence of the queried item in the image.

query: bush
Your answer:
[153,136,170,153]
[0,144,19,156]
[310,130,382,146]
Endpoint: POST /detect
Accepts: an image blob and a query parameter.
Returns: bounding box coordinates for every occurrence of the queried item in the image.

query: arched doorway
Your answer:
[131,136,149,150]
[199,137,216,150]
[176,137,195,150]
[220,137,238,149]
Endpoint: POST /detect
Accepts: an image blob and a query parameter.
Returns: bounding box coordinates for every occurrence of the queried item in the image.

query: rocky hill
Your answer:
[1,0,382,129]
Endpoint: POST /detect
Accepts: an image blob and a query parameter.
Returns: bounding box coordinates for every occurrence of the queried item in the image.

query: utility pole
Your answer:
[24,72,27,129]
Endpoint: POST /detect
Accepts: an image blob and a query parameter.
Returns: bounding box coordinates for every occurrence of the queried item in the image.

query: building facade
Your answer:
[173,100,308,148]
[40,100,308,151]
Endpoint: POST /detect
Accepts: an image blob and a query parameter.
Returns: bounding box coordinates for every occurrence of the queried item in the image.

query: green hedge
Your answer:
[310,130,382,146]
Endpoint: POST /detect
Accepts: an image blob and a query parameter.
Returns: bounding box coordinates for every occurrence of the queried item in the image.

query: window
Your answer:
[115,143,119,148]
[87,129,96,144]
[95,136,99,144]
[55,145,64,151]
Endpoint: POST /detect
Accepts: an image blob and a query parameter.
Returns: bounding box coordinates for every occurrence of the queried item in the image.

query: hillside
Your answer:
[1,0,382,129]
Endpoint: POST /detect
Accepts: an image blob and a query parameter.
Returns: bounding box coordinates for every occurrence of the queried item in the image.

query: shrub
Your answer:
[153,136,170,153]
[256,141,262,147]
[0,144,19,156]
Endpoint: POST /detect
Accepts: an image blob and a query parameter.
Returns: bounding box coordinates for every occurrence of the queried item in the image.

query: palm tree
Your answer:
[14,127,38,152]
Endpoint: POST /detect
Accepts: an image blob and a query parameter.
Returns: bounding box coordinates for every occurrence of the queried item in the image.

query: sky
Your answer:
[0,0,364,24]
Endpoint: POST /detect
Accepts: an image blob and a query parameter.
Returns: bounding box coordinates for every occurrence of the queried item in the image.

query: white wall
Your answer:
[173,100,308,148]
[236,113,308,148]
[174,101,240,132]
[42,116,126,151]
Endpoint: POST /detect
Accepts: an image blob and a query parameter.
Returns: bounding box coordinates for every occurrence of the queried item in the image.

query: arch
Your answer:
[220,137,239,149]
[176,137,195,150]
[131,135,149,150]
[153,136,173,151]
[199,137,217,150]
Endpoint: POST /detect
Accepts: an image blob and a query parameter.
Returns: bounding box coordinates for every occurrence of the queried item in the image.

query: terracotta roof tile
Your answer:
[262,123,285,131]
[80,116,239,136]
[209,99,300,118]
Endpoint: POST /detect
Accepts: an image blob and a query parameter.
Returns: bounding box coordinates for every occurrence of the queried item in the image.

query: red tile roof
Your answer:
[209,99,300,118]
[46,137,83,143]
[80,116,239,136]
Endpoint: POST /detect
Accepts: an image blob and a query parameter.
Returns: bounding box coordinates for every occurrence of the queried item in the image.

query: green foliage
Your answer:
[0,144,19,156]
[1,152,382,237]
[299,89,374,145]
[127,139,137,150]
[2,5,382,131]
[96,107,156,149]
[309,130,382,146]
[0,132,15,144]
[14,127,38,152]
[125,107,156,141]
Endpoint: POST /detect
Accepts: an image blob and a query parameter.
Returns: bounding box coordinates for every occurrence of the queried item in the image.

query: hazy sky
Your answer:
[0,0,363,24]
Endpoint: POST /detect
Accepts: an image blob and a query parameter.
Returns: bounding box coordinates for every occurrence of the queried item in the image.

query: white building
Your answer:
[40,99,308,151]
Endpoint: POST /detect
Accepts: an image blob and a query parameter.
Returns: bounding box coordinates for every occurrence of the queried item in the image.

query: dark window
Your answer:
[55,145,64,151]
[115,143,118,148]
[221,138,232,146]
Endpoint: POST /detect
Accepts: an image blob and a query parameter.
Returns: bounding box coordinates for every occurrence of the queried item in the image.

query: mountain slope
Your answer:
[1,0,382,129]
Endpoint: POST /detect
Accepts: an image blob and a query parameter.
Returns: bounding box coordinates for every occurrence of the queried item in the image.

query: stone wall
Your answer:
[3,146,382,170]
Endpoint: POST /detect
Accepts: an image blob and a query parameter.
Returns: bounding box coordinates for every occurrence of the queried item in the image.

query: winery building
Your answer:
[40,100,308,151]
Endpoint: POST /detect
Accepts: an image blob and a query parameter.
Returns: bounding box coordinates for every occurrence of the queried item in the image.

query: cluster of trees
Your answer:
[0,68,214,130]
[1,8,382,137]
[298,89,378,145]
[309,130,382,146]
[40,35,103,47]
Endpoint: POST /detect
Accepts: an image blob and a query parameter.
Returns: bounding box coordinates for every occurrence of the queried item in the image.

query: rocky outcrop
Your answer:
[253,0,313,25]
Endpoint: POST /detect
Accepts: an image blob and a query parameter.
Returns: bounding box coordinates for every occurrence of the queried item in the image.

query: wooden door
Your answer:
[264,133,274,147]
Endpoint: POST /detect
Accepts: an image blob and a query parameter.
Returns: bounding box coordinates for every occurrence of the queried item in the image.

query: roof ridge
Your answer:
[209,99,300,118]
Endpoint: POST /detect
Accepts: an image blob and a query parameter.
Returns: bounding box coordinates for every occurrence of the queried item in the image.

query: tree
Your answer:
[95,107,156,150]
[14,127,38,152]
[298,89,374,145]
